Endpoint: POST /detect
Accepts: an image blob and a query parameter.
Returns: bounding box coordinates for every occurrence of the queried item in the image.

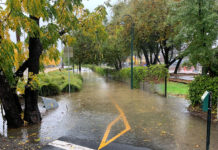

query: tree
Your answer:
[0,0,81,127]
[102,24,128,70]
[171,0,218,76]
[71,5,107,71]
[110,0,186,70]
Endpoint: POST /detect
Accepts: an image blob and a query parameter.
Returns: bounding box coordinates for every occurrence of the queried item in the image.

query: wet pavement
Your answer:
[0,68,218,150]
[170,75,195,81]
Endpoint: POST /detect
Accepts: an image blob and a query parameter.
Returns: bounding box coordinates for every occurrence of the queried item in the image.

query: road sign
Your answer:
[64,47,73,58]
[201,91,210,112]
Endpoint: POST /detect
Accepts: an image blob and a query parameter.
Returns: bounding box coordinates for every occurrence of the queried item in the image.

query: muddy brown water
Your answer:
[0,69,218,150]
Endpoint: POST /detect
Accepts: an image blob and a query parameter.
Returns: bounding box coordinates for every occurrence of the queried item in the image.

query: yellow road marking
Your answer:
[98,99,131,150]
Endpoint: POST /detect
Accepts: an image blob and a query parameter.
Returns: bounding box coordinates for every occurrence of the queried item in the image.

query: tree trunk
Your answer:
[0,71,23,128]
[142,49,150,66]
[79,62,81,72]
[174,58,183,74]
[118,57,122,70]
[202,66,208,75]
[114,62,119,71]
[24,16,42,124]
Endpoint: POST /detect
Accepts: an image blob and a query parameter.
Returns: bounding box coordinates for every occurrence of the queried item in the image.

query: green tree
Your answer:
[109,0,186,70]
[171,0,218,76]
[70,5,107,71]
[102,24,128,70]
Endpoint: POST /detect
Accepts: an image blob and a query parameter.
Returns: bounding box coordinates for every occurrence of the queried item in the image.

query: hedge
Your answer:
[188,75,218,108]
[88,65,169,88]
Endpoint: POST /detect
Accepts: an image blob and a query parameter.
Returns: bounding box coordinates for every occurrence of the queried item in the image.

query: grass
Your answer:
[17,70,83,96]
[38,70,83,96]
[158,82,189,96]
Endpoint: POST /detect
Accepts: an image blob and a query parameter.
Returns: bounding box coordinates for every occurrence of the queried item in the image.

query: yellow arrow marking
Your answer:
[98,100,131,150]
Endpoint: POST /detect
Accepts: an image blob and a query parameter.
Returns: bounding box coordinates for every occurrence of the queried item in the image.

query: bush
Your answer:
[89,64,169,88]
[189,75,218,108]
[39,83,60,96]
[86,65,114,76]
[17,70,83,97]
[61,77,83,93]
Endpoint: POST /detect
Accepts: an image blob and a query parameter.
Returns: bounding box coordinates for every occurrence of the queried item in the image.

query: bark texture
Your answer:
[0,71,23,127]
[24,16,42,123]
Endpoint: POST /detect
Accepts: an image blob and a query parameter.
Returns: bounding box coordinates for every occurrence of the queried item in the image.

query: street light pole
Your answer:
[122,14,134,89]
[130,22,134,89]
[68,47,71,93]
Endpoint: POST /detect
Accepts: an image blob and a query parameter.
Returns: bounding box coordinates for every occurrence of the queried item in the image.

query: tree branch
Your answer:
[15,59,29,77]
[59,30,66,36]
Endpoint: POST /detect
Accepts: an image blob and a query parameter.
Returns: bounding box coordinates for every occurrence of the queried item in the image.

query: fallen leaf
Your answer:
[157,123,162,126]
[161,130,167,135]
[143,139,150,142]
[44,137,51,140]
[34,138,40,142]
[30,133,37,136]
[195,144,200,148]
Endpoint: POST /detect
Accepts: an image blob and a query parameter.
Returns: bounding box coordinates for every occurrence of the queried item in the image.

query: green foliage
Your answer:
[89,65,169,88]
[102,25,128,70]
[86,65,114,76]
[17,70,83,96]
[159,82,189,96]
[117,65,169,88]
[70,5,107,66]
[182,61,193,69]
[0,40,16,85]
[39,83,60,97]
[171,0,218,74]
[189,76,218,107]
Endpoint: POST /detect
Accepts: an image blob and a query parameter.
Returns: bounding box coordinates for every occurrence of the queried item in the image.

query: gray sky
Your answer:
[83,0,118,20]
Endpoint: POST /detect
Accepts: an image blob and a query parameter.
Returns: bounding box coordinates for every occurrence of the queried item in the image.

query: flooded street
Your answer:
[0,69,218,150]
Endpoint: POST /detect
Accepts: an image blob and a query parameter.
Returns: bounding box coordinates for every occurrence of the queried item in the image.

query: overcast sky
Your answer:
[83,0,118,21]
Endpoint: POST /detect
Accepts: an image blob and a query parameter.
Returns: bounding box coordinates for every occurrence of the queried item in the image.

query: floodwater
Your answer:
[0,68,218,150]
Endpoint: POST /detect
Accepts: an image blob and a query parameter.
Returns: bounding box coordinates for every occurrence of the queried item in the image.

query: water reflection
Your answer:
[0,68,217,150]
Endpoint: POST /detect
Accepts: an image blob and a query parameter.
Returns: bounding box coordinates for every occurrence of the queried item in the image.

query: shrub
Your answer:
[189,75,218,108]
[61,76,83,92]
[89,64,169,88]
[17,70,83,97]
[39,83,60,96]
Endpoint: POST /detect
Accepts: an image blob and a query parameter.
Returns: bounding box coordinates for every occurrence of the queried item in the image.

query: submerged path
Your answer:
[1,69,218,150]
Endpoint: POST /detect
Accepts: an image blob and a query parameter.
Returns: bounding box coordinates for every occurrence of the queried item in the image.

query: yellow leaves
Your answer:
[18,140,29,145]
[14,42,28,70]
[31,133,37,136]
[40,45,60,68]
[44,137,51,140]
[160,130,167,135]
[6,0,22,12]
[157,122,162,126]
[24,121,28,126]
[17,77,26,95]
[34,138,40,142]
[28,72,40,90]
[143,139,151,142]
[22,0,48,19]
[66,35,76,46]
[9,136,15,139]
